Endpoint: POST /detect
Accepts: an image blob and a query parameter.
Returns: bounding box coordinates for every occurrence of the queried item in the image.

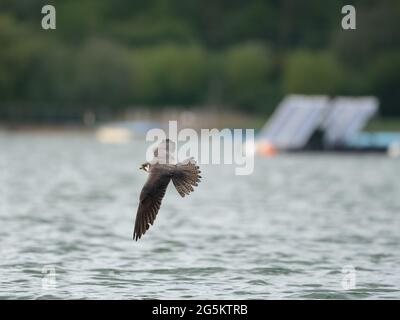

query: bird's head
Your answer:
[139,163,150,172]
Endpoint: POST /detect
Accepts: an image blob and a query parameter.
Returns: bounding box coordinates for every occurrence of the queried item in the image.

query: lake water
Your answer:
[1,132,399,299]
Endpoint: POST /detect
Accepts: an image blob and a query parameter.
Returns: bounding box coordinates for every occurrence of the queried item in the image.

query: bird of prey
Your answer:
[133,139,201,240]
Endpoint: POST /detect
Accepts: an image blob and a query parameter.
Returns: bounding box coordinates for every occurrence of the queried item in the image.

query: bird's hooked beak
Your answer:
[139,163,149,172]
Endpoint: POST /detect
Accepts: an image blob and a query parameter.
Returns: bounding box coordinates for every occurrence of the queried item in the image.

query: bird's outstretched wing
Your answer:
[172,158,202,197]
[133,166,171,241]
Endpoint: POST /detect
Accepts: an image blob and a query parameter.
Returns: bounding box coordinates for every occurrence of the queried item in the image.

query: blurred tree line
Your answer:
[0,0,399,122]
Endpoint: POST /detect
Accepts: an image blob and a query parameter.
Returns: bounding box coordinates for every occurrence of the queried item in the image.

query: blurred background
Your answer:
[0,0,399,128]
[1,0,400,299]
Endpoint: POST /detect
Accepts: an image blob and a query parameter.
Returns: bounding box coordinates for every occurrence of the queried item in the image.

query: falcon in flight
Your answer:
[133,139,201,240]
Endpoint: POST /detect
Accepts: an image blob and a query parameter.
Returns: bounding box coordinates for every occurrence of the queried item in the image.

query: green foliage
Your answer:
[368,51,400,116]
[131,44,209,104]
[24,42,72,102]
[0,14,35,100]
[0,0,399,121]
[283,50,343,95]
[72,39,134,108]
[223,43,273,110]
[333,1,400,67]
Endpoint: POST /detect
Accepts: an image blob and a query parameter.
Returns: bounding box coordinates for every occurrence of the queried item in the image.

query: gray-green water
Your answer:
[1,132,399,299]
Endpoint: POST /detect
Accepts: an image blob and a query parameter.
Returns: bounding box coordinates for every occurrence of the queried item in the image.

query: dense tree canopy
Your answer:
[0,0,399,122]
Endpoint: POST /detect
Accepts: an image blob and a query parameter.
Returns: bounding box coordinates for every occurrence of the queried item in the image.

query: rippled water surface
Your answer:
[1,132,399,299]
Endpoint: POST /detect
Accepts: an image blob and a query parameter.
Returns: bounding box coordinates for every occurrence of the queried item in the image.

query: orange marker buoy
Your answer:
[256,140,277,156]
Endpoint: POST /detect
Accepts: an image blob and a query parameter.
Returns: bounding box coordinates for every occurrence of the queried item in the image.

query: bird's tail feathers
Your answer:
[172,158,201,197]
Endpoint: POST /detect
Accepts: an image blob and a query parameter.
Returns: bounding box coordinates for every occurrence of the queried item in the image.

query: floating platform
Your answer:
[255,95,400,156]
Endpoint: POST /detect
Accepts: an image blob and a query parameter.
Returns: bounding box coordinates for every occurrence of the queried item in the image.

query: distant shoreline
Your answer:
[0,123,94,133]
[1,115,399,133]
[0,108,265,132]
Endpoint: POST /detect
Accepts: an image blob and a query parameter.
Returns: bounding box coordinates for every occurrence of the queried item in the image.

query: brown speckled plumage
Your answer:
[133,140,201,241]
